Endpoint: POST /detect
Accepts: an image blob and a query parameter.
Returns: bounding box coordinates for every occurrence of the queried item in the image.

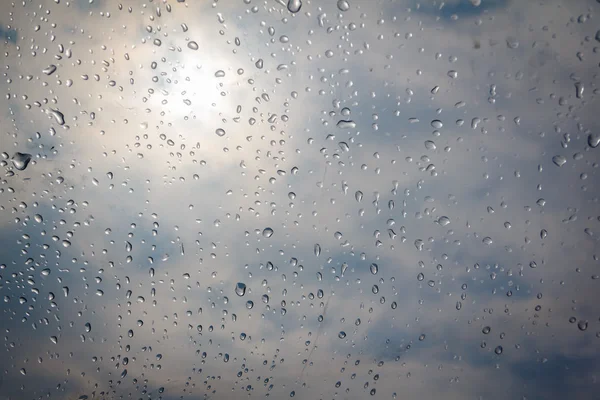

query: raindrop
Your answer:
[187,41,199,50]
[49,109,65,125]
[235,282,247,296]
[287,0,302,13]
[369,263,378,275]
[337,0,350,11]
[337,120,356,129]
[338,331,346,339]
[438,216,450,226]
[314,244,321,257]
[11,152,32,171]
[43,65,57,75]
[552,155,566,167]
[262,228,274,238]
[588,133,600,148]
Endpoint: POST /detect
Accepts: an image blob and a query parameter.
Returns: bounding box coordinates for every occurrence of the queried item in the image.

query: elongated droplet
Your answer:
[49,109,65,125]
[43,64,57,75]
[588,133,600,148]
[337,120,356,129]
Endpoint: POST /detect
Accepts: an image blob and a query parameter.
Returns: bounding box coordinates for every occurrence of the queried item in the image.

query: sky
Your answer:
[0,0,599,399]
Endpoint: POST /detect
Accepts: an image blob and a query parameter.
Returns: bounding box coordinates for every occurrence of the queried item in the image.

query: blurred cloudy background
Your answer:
[1,0,599,399]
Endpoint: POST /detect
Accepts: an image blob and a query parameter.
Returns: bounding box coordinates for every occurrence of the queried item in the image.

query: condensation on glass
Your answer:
[0,0,599,399]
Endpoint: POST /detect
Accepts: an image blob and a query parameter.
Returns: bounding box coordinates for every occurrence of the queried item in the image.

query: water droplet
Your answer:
[337,0,350,11]
[552,155,566,167]
[187,41,199,50]
[314,243,321,257]
[287,0,302,13]
[215,128,226,137]
[438,216,450,226]
[575,82,584,99]
[424,140,437,150]
[482,237,493,245]
[338,331,346,339]
[482,326,491,334]
[235,282,247,296]
[246,300,254,309]
[85,323,92,333]
[578,320,588,331]
[262,227,274,238]
[255,59,264,69]
[337,120,356,129]
[43,65,57,75]
[355,191,363,202]
[588,133,600,148]
[431,119,443,129]
[494,345,503,355]
[370,263,378,275]
[49,109,65,125]
[11,152,32,171]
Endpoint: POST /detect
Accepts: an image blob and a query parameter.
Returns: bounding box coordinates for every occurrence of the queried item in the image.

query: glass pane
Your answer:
[1,0,599,399]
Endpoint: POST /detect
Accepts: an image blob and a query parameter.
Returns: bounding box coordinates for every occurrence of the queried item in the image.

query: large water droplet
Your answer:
[187,41,199,50]
[588,133,600,148]
[11,152,32,171]
[337,0,350,11]
[552,155,566,167]
[262,227,274,238]
[337,120,356,129]
[43,65,57,75]
[49,109,65,125]
[235,282,247,296]
[287,0,302,13]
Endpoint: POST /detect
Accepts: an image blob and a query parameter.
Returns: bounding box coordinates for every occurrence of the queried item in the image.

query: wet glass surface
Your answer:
[1,0,599,399]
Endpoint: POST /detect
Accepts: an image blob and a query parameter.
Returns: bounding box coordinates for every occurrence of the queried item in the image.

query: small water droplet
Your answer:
[338,331,346,339]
